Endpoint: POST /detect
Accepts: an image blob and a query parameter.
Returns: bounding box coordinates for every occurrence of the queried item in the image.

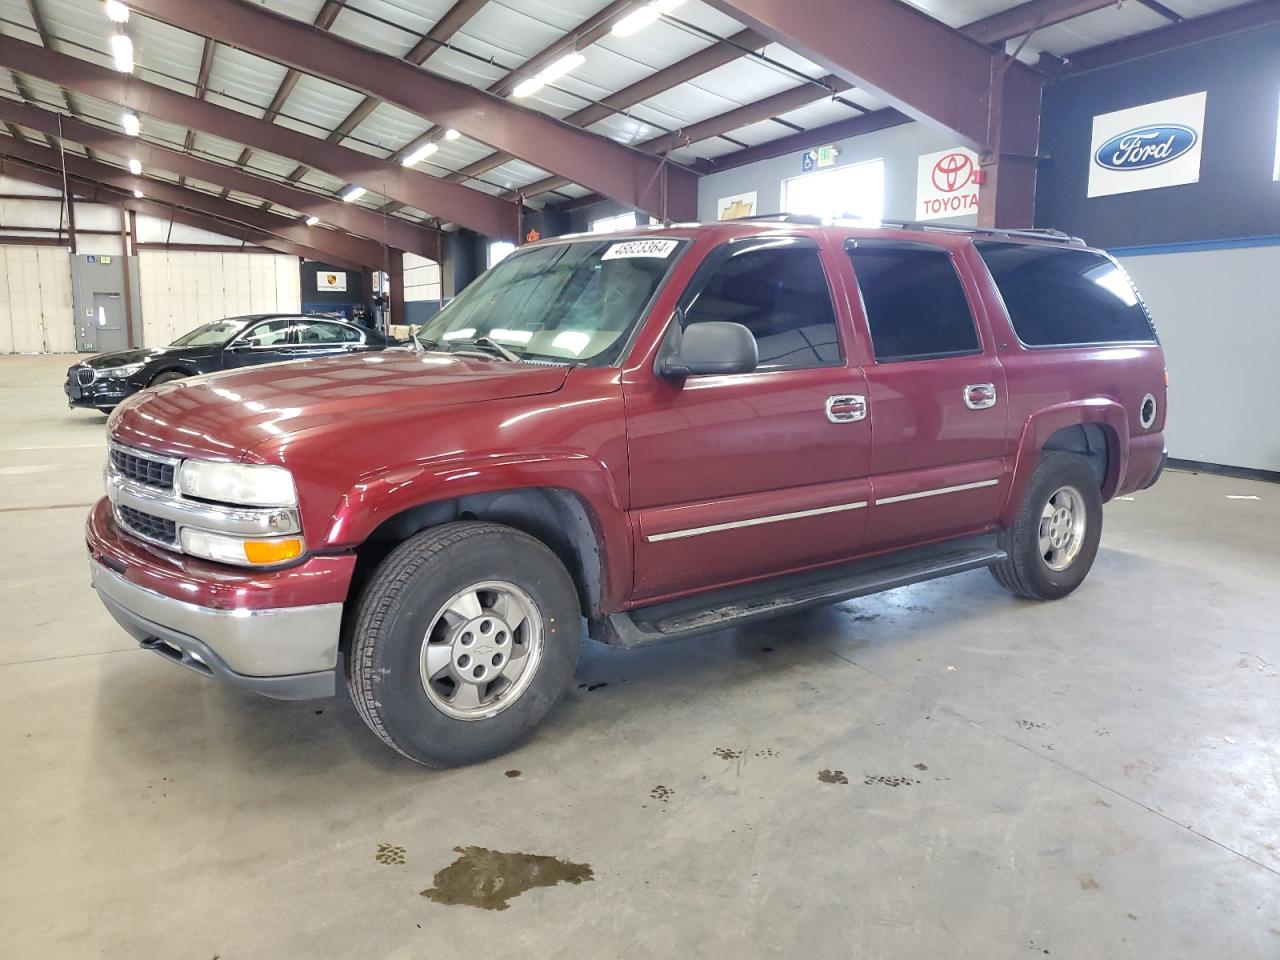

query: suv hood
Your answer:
[108,350,570,459]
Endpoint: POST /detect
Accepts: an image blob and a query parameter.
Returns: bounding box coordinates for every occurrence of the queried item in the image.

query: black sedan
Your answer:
[65,314,400,411]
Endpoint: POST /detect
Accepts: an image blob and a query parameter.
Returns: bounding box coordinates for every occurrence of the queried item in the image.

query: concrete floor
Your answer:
[1,352,1277,959]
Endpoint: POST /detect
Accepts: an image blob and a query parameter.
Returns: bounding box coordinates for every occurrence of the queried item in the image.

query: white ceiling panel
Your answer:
[721,117,800,147]
[129,15,206,89]
[1028,4,1171,57]
[587,111,669,147]
[593,19,720,77]
[329,0,450,55]
[205,48,290,112]
[347,101,430,155]
[421,45,509,89]
[281,74,368,135]
[775,98,866,130]
[257,0,332,23]
[486,158,552,191]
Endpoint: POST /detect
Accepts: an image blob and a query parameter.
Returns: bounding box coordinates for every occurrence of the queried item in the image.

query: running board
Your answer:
[600,534,1005,648]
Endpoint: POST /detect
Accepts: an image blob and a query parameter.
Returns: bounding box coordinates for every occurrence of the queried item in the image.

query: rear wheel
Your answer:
[347,522,581,767]
[991,452,1102,600]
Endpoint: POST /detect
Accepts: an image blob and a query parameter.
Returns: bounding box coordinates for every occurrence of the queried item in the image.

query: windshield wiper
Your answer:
[468,336,521,362]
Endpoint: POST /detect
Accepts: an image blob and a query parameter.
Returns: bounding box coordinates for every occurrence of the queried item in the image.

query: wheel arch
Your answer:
[344,486,614,633]
[1000,400,1128,526]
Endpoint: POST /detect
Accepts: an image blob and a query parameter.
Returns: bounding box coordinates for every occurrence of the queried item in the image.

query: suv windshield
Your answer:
[169,319,250,348]
[419,237,685,364]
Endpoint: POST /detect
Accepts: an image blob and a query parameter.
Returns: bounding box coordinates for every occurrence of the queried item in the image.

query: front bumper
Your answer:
[91,559,340,699]
[64,374,137,410]
[86,498,353,700]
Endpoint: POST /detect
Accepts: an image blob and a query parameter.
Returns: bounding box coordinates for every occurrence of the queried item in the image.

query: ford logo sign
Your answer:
[1095,124,1198,171]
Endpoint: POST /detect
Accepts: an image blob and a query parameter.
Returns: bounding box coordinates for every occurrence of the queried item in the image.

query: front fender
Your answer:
[324,452,632,611]
[1000,399,1129,525]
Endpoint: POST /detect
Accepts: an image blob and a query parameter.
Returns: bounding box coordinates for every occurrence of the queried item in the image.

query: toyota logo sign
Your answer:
[931,152,976,193]
[916,146,981,221]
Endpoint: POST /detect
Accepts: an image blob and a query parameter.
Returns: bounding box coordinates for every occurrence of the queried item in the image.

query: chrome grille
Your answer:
[110,447,175,490]
[117,504,177,545]
[77,367,96,386]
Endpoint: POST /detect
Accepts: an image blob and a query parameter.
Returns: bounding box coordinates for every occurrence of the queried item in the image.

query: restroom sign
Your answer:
[916,146,980,221]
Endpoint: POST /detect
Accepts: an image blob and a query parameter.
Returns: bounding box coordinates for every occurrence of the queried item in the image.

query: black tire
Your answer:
[991,452,1103,601]
[347,521,581,767]
[149,370,186,386]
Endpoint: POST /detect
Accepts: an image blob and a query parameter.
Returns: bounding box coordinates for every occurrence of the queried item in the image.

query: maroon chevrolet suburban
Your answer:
[87,218,1167,767]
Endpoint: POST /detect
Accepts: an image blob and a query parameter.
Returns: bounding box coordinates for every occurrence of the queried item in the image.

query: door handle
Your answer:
[826,394,867,423]
[964,383,997,410]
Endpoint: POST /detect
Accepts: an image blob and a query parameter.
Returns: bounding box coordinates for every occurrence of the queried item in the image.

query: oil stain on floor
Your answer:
[818,769,849,785]
[420,846,593,911]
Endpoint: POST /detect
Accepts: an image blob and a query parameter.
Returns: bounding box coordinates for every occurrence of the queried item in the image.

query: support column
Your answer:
[64,182,76,254]
[387,249,404,329]
[119,204,136,349]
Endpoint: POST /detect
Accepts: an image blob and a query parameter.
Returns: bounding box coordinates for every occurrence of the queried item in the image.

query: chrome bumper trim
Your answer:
[89,558,341,680]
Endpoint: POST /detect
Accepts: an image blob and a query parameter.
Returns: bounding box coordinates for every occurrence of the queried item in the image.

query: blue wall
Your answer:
[1036,24,1280,249]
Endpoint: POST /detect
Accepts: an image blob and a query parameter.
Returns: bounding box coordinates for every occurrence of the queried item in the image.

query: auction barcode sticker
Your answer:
[602,239,679,260]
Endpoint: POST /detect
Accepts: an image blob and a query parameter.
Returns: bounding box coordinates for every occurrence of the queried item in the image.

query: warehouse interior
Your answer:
[1,0,1277,956]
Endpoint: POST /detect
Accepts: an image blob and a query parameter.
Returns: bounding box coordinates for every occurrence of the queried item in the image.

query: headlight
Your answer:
[177,460,297,507]
[102,362,145,379]
[180,529,305,567]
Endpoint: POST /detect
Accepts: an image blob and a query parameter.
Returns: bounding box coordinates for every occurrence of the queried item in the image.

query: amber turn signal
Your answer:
[243,538,304,565]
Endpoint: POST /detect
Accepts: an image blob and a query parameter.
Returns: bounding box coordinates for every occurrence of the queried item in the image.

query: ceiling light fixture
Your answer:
[611,0,684,38]
[127,158,142,175]
[443,128,461,141]
[110,33,134,73]
[512,51,586,98]
[104,0,129,23]
[120,110,140,136]
[133,189,143,198]
[305,215,319,226]
[341,185,366,203]
[401,141,439,166]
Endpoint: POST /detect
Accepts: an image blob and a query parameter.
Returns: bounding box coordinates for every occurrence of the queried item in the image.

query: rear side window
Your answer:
[975,242,1156,346]
[683,240,841,369]
[846,242,980,362]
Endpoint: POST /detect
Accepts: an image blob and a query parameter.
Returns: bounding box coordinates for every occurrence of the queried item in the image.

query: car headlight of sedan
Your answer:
[177,460,298,507]
[101,362,145,379]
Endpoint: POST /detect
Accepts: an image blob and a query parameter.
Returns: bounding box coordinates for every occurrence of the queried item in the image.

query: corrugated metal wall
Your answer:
[138,251,301,348]
[0,247,76,354]
[1,248,301,354]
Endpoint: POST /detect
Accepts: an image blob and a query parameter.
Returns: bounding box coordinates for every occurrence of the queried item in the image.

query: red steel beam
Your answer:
[127,0,699,221]
[1060,0,1280,74]
[0,34,518,239]
[700,0,1042,227]
[0,139,381,267]
[700,0,1040,150]
[0,156,350,266]
[0,99,441,260]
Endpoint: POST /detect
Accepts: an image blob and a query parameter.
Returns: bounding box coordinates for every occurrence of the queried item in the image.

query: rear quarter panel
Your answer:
[959,243,1167,521]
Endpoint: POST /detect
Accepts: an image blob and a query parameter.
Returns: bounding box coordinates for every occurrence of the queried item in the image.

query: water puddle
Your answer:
[421,846,593,911]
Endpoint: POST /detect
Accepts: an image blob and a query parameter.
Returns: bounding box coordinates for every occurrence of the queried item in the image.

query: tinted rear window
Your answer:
[976,242,1155,346]
[846,242,980,362]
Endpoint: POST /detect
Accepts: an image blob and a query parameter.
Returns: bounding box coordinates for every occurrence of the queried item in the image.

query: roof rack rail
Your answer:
[731,213,824,225]
[872,219,1085,245]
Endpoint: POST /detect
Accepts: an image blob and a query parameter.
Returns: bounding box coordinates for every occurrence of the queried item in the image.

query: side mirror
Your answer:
[657,320,758,378]
[225,340,251,351]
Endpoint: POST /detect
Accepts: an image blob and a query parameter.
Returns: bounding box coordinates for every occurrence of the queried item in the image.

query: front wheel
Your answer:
[347,522,581,767]
[149,370,186,386]
[991,452,1103,601]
